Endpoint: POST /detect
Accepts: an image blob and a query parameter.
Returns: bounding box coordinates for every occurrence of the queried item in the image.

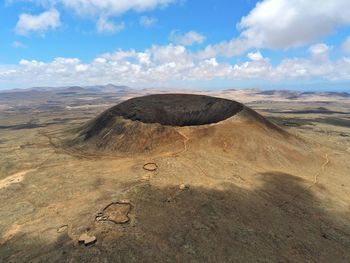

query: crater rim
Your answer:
[104,93,244,127]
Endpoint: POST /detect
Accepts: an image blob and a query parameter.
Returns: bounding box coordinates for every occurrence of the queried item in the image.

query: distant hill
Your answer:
[253,89,350,100]
[0,84,132,94]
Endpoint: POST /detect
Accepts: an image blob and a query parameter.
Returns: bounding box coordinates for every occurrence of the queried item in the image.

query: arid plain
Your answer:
[0,85,350,262]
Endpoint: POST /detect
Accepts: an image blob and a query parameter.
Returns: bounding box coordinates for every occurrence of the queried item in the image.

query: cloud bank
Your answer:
[2,43,350,88]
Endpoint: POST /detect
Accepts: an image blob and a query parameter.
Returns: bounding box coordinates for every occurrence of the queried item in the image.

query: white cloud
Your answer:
[342,36,350,54]
[308,43,331,61]
[2,44,350,88]
[200,0,350,58]
[238,0,350,49]
[247,51,264,61]
[12,41,26,48]
[197,38,250,59]
[20,0,176,17]
[75,64,89,72]
[96,17,125,33]
[15,9,61,35]
[148,44,192,64]
[139,16,158,27]
[169,30,206,46]
[14,0,175,33]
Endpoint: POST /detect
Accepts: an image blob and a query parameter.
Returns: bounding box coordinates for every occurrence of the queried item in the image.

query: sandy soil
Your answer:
[0,90,349,262]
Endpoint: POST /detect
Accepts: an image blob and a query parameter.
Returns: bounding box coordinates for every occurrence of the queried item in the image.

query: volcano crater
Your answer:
[68,94,285,155]
[101,94,244,127]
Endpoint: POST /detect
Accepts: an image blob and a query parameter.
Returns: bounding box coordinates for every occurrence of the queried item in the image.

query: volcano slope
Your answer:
[68,94,314,172]
[69,94,292,158]
[1,94,350,262]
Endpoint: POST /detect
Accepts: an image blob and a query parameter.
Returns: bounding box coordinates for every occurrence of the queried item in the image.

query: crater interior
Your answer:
[105,94,243,127]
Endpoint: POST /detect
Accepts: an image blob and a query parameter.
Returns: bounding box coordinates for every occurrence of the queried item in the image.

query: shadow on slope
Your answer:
[1,173,349,262]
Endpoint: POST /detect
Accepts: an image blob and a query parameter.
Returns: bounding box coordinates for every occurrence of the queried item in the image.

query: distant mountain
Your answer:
[65,86,86,92]
[0,84,132,94]
[84,84,132,93]
[320,92,350,97]
[1,86,349,100]
[256,90,299,97]
[256,90,350,99]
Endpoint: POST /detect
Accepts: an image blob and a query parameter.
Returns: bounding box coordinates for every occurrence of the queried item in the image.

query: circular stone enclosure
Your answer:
[102,94,243,127]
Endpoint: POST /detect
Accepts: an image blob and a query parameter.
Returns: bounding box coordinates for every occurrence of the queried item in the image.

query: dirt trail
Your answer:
[39,130,115,160]
[322,153,330,171]
[279,152,330,209]
[313,153,330,184]
[176,129,190,155]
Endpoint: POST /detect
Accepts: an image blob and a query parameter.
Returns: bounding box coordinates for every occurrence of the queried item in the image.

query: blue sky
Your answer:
[1,0,350,91]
